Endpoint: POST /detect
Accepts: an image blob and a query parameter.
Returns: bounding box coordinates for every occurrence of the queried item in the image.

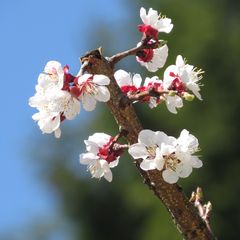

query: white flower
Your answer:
[163,55,203,100]
[128,129,175,171]
[78,74,110,111]
[128,129,202,184]
[136,44,169,72]
[114,69,142,88]
[139,7,173,34]
[80,133,119,182]
[29,61,80,138]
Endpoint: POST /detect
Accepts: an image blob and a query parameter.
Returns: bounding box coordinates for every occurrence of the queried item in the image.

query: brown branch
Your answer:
[108,39,166,66]
[80,48,216,240]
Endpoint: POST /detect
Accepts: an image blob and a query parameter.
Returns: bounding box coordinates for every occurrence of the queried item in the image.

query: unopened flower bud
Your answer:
[168,90,176,96]
[183,92,195,101]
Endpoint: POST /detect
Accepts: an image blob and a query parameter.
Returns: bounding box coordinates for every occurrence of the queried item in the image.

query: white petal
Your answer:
[38,113,60,134]
[114,69,132,87]
[155,158,165,171]
[95,86,110,102]
[148,97,158,109]
[160,143,176,156]
[104,169,113,182]
[138,129,157,146]
[132,74,142,88]
[64,98,80,120]
[128,143,149,159]
[79,153,98,165]
[148,8,159,26]
[165,95,183,114]
[32,112,43,121]
[155,18,173,33]
[78,74,92,84]
[176,164,192,178]
[87,133,111,148]
[191,156,203,168]
[162,169,179,184]
[140,159,156,171]
[177,129,199,152]
[84,140,99,155]
[109,158,119,168]
[152,45,168,68]
[44,61,63,75]
[82,94,96,111]
[54,127,61,138]
[140,7,148,25]
[155,131,172,146]
[93,75,110,85]
[163,65,178,89]
[187,83,202,100]
[176,55,185,68]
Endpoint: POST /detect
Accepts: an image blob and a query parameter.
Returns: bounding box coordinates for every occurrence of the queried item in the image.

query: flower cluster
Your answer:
[80,133,125,182]
[29,61,111,137]
[30,7,205,186]
[128,129,202,184]
[115,54,203,114]
[136,7,173,72]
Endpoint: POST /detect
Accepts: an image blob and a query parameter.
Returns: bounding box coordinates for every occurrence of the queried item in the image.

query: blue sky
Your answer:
[0,0,132,236]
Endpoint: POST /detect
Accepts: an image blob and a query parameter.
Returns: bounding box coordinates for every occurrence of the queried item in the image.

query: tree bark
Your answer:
[80,48,216,240]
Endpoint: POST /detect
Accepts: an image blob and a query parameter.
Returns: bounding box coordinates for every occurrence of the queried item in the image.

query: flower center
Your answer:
[138,24,159,40]
[164,153,181,171]
[137,49,154,62]
[146,145,157,158]
[169,74,186,94]
[79,78,98,96]
[97,137,124,163]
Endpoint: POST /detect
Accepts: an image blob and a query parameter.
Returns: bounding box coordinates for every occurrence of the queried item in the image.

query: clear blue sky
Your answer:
[0,0,134,236]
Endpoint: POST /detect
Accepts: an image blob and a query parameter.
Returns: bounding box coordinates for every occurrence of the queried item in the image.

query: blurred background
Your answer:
[1,0,240,239]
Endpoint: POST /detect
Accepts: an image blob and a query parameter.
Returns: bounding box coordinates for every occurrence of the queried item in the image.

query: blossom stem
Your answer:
[127,89,170,101]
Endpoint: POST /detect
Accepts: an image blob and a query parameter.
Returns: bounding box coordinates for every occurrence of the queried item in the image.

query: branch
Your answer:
[108,38,166,66]
[80,48,216,240]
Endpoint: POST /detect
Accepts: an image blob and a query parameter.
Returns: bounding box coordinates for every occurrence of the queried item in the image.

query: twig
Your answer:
[108,39,166,66]
[190,187,215,238]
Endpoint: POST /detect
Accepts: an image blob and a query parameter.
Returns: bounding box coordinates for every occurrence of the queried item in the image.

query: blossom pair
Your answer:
[115,54,203,114]
[136,7,173,72]
[80,129,202,184]
[29,61,111,137]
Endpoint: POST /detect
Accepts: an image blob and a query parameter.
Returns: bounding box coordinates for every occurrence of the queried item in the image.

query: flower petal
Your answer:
[82,94,96,111]
[114,69,132,87]
[128,143,149,159]
[191,156,203,168]
[54,127,61,138]
[132,74,142,88]
[162,169,179,184]
[64,98,80,120]
[140,159,156,171]
[93,75,110,85]
[138,129,157,146]
[79,152,98,165]
[95,86,110,102]
[78,74,92,84]
[176,164,192,178]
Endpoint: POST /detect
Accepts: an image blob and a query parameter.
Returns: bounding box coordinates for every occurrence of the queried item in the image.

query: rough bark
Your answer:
[80,48,216,240]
